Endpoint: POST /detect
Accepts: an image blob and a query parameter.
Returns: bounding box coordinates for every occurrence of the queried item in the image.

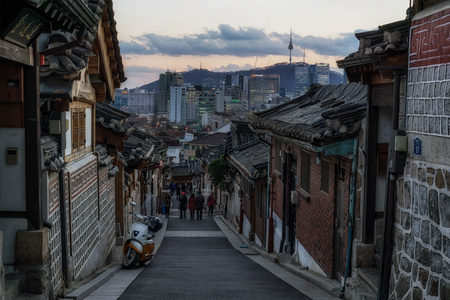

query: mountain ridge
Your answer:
[138,63,344,94]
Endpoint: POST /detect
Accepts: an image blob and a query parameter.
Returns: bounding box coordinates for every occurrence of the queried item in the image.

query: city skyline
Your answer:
[113,0,410,89]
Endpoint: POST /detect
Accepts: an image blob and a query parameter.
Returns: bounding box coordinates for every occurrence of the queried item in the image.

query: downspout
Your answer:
[378,70,404,300]
[279,149,288,253]
[58,169,70,288]
[341,138,358,292]
[267,152,274,253]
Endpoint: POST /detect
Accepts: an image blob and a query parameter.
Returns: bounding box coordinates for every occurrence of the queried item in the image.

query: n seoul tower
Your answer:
[288,29,293,65]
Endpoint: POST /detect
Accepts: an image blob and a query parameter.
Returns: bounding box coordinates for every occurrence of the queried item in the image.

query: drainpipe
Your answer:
[267,152,274,253]
[58,169,70,288]
[279,149,288,253]
[378,70,403,300]
[341,138,358,292]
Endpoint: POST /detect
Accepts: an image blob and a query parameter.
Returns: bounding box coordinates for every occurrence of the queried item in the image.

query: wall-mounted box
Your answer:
[395,135,407,152]
[0,65,23,103]
[6,147,18,165]
[49,120,61,134]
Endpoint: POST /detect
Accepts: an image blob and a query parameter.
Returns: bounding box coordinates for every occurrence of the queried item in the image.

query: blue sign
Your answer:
[414,137,422,156]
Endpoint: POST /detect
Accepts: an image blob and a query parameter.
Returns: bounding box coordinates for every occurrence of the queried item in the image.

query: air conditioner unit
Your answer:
[291,190,299,204]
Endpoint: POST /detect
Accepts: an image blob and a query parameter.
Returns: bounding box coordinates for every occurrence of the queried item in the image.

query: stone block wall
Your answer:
[389,7,450,299]
[392,161,450,299]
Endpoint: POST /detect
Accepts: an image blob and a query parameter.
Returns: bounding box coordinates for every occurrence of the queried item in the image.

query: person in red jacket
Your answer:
[188,193,196,220]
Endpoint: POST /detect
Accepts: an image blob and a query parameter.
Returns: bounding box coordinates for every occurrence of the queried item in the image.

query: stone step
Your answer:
[358,267,379,293]
[345,276,377,300]
[5,274,20,300]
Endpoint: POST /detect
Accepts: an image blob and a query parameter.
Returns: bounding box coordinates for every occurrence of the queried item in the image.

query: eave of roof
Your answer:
[252,83,367,147]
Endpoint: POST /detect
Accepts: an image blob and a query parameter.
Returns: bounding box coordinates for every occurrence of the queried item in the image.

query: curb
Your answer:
[217,215,343,298]
[63,264,122,300]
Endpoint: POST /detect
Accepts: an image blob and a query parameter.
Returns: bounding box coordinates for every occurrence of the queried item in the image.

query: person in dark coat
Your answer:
[188,193,196,220]
[179,192,187,219]
[195,191,205,220]
[207,192,215,216]
[164,193,172,218]
[175,182,181,200]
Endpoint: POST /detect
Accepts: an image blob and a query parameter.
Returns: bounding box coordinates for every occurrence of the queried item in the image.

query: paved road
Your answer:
[118,201,310,300]
[84,195,339,300]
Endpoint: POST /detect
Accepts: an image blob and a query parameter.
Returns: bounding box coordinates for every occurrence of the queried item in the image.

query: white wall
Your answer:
[0,128,26,211]
[0,128,28,264]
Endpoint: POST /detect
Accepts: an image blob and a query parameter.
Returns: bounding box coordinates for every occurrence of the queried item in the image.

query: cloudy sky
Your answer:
[113,0,410,89]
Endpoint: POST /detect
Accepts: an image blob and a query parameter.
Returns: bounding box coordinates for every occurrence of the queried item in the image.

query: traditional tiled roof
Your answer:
[189,132,227,146]
[171,165,191,177]
[96,102,134,135]
[123,129,165,167]
[252,83,367,146]
[337,19,409,68]
[228,140,269,180]
[41,135,66,171]
[96,144,119,177]
[38,0,125,85]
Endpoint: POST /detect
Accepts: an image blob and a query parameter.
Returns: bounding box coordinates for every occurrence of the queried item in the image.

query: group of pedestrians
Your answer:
[163,188,215,221]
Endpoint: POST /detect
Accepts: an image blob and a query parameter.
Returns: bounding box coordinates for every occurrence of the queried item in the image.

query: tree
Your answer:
[208,155,230,189]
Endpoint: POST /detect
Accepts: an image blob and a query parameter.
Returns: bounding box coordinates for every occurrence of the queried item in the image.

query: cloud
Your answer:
[119,25,360,58]
[124,65,166,74]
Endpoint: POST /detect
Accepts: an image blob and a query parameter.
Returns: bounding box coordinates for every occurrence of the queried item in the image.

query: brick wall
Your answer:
[270,137,351,277]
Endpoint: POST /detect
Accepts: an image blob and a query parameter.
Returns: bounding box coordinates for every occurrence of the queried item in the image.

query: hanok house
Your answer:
[252,83,367,287]
[336,17,409,298]
[226,139,269,247]
[95,102,134,244]
[1,0,126,298]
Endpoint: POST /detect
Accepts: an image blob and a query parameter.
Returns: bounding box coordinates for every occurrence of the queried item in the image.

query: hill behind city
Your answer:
[138,63,344,94]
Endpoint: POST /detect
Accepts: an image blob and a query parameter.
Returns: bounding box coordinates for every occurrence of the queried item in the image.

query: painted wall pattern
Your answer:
[48,175,63,294]
[99,168,116,252]
[69,160,99,279]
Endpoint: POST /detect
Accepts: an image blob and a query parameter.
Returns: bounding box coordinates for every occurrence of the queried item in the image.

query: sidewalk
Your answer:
[62,198,342,299]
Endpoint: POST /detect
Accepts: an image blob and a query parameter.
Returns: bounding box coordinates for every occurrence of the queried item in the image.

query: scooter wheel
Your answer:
[123,248,140,269]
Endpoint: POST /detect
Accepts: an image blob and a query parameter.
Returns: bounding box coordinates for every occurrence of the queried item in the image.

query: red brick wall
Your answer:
[410,8,450,68]
[269,138,351,278]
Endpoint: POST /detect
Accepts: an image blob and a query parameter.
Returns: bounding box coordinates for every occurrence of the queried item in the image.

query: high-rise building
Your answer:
[294,63,310,97]
[197,94,215,125]
[169,86,186,125]
[314,63,330,85]
[158,72,184,115]
[248,74,280,111]
[186,85,200,123]
[294,63,330,97]
[127,89,156,114]
[114,88,129,110]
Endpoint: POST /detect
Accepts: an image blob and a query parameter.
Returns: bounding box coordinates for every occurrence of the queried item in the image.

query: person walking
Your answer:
[164,193,171,218]
[175,182,181,200]
[207,192,215,216]
[179,192,187,219]
[195,191,205,220]
[188,193,196,220]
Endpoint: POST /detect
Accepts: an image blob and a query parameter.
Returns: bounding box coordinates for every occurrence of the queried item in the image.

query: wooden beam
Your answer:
[24,42,42,230]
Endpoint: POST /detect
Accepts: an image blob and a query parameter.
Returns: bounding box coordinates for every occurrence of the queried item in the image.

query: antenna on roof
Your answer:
[303,46,306,63]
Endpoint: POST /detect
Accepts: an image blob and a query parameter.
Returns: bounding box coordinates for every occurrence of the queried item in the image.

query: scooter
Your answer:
[122,203,163,269]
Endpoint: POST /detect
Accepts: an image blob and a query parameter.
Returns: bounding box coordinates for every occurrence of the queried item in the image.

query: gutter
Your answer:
[341,138,358,292]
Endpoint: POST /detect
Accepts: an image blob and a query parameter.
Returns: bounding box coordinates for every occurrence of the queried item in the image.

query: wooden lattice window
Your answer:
[72,108,86,151]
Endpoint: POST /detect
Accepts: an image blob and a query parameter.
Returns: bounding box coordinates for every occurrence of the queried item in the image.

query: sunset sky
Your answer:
[113,0,410,89]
